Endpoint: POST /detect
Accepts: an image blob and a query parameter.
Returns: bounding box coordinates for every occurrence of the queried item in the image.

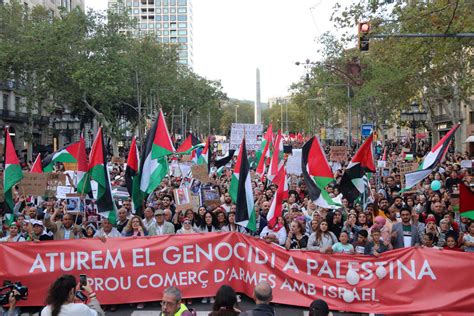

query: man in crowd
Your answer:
[241,282,275,316]
[392,207,420,249]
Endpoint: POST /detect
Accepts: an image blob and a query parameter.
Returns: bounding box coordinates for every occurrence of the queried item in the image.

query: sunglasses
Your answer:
[183,221,191,225]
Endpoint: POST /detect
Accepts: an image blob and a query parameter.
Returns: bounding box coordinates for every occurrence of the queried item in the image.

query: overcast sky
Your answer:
[85,0,340,102]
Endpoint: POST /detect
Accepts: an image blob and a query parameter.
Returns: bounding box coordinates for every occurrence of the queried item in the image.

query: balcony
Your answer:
[432,114,451,123]
[1,109,50,125]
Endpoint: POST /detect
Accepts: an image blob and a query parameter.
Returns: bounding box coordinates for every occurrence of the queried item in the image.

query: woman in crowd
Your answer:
[122,215,148,237]
[194,206,208,228]
[260,216,288,246]
[307,220,337,253]
[209,285,240,316]
[82,224,96,239]
[356,212,369,231]
[0,223,25,242]
[176,219,197,234]
[198,211,219,233]
[215,210,228,231]
[41,274,104,316]
[342,213,358,243]
[222,211,248,234]
[285,220,309,250]
[184,209,196,227]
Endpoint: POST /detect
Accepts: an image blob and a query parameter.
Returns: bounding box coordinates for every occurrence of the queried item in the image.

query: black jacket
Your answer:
[240,304,275,316]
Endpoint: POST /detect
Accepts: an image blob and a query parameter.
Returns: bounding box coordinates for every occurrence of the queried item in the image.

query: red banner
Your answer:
[1,232,473,314]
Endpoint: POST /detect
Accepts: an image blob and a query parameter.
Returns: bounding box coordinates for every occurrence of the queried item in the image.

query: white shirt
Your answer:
[142,218,156,232]
[41,303,97,316]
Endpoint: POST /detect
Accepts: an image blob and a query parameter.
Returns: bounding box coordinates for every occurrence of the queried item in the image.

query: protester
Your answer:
[240,282,274,316]
[308,299,329,316]
[122,215,148,237]
[150,209,175,235]
[331,231,354,254]
[44,209,82,240]
[209,285,241,316]
[161,287,193,316]
[0,223,26,242]
[285,220,308,250]
[391,207,420,249]
[462,221,474,252]
[40,274,104,316]
[307,220,337,253]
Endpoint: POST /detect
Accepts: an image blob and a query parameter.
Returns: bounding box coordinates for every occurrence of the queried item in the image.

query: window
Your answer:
[155,0,161,5]
[170,37,177,43]
[133,1,139,5]
[156,22,161,28]
[156,8,161,13]
[178,0,186,5]
[163,0,168,5]
[179,59,187,65]
[2,94,8,109]
[170,8,176,13]
[170,30,177,36]
[178,7,186,13]
[170,0,176,5]
[169,15,176,21]
[179,51,187,58]
[155,15,161,21]
[178,30,186,35]
[178,22,186,28]
[163,8,168,13]
[163,30,169,35]
[163,37,169,43]
[170,22,177,28]
[177,15,186,21]
[179,44,187,49]
[15,96,21,111]
[178,37,187,43]
[163,23,169,28]
[133,9,139,13]
[470,111,474,124]
[148,23,154,28]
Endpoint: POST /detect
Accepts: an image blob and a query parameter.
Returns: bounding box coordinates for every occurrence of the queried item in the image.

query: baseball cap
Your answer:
[32,220,44,227]
[154,209,165,216]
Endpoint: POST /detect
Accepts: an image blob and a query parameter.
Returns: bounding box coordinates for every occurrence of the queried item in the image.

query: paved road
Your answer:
[19,295,369,315]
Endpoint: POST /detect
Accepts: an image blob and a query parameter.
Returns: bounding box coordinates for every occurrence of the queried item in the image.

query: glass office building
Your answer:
[109,0,193,67]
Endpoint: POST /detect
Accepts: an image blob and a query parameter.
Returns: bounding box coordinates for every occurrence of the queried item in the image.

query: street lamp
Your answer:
[54,113,81,145]
[400,102,427,155]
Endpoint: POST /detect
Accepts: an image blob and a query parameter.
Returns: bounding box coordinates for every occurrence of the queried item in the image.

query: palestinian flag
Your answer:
[459,183,474,220]
[30,154,43,173]
[214,150,236,169]
[197,136,211,173]
[3,128,24,225]
[139,109,175,195]
[339,133,376,203]
[267,130,284,182]
[89,127,117,224]
[229,148,240,204]
[266,166,288,228]
[125,136,142,212]
[404,124,460,190]
[42,141,80,172]
[176,133,202,154]
[234,138,256,232]
[302,136,340,208]
[76,134,91,194]
[256,124,273,176]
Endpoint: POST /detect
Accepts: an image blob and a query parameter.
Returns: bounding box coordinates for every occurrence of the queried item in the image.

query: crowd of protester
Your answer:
[1,139,473,314]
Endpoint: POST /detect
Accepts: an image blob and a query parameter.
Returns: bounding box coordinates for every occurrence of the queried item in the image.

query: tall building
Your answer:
[0,0,85,160]
[109,0,193,67]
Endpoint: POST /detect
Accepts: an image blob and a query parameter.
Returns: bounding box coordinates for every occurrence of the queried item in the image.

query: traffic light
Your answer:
[358,22,370,51]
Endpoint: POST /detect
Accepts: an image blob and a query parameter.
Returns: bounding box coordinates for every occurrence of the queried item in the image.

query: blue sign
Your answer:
[361,124,374,137]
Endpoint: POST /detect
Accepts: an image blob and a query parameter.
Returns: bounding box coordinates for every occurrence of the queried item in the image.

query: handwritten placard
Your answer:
[329,146,348,162]
[18,172,49,196]
[191,164,209,183]
[46,173,67,197]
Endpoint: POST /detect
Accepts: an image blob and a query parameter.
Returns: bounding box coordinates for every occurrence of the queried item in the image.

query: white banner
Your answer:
[230,123,263,151]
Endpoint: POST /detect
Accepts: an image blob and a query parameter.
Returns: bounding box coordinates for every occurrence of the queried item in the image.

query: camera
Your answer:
[0,281,28,305]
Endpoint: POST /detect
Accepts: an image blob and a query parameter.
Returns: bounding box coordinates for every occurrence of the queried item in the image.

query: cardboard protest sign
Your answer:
[111,156,125,164]
[45,173,67,197]
[191,164,209,183]
[399,162,419,189]
[18,172,49,196]
[460,160,473,169]
[329,146,348,162]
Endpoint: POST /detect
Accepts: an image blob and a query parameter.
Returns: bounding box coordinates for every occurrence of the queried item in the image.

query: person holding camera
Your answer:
[1,290,21,316]
[40,275,104,316]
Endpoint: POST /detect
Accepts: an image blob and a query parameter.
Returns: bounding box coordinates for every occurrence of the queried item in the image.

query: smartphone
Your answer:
[79,274,87,288]
[75,291,87,302]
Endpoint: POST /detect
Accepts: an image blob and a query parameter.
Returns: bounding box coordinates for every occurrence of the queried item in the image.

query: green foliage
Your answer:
[292,0,473,136]
[0,1,226,142]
